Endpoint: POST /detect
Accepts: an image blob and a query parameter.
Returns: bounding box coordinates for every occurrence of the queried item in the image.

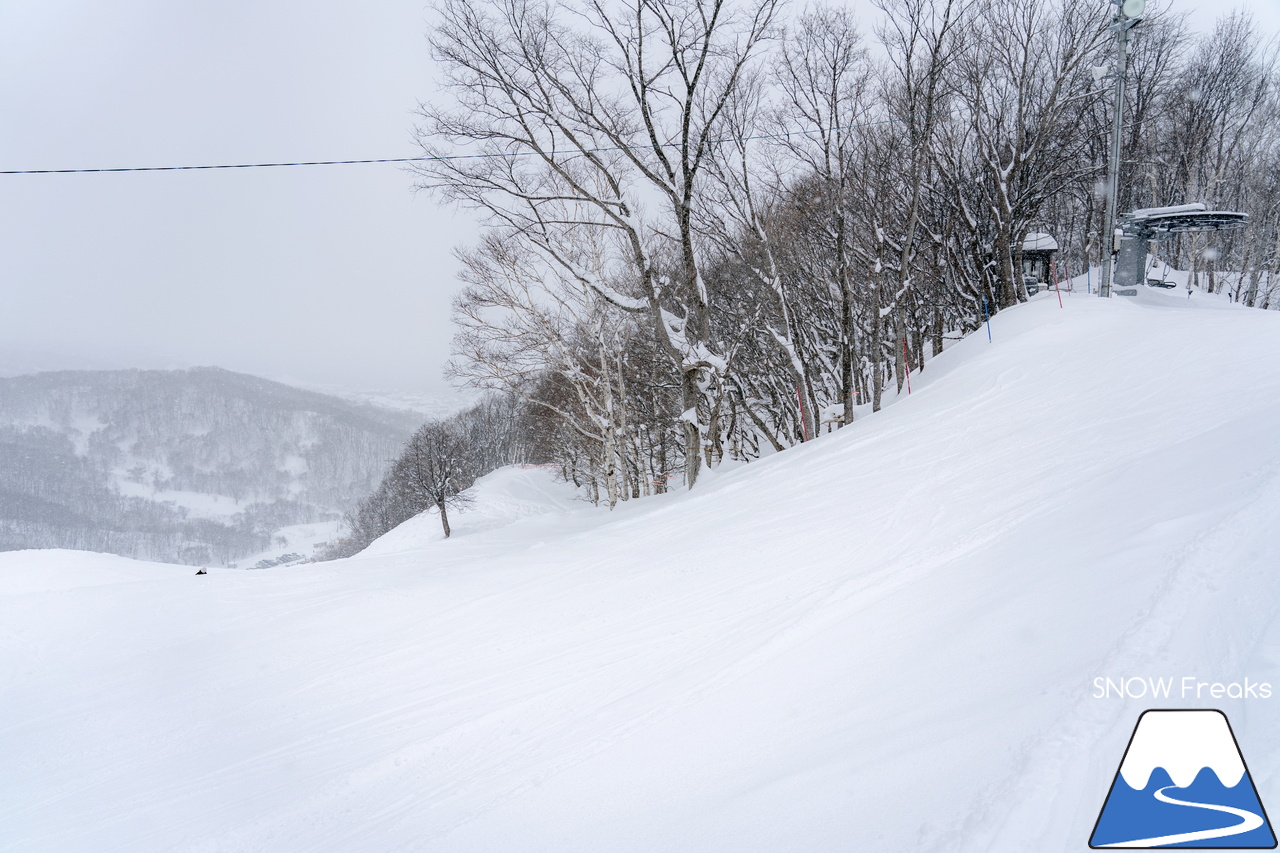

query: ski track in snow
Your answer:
[927,453,1280,852]
[4,290,1280,852]
[920,297,1280,851]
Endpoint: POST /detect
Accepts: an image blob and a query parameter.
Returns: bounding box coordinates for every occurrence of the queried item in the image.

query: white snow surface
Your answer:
[6,289,1280,852]
[1131,202,1208,218]
[1119,710,1246,790]
[0,549,189,595]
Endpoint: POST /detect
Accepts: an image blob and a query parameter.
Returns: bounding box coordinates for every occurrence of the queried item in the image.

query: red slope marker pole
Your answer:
[796,385,810,442]
[902,337,913,394]
[1050,259,1064,308]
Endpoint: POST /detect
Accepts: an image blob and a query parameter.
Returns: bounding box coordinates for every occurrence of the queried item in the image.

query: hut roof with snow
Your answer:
[1022,232,1059,253]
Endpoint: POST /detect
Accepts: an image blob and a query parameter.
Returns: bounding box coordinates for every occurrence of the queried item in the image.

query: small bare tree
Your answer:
[396,420,476,538]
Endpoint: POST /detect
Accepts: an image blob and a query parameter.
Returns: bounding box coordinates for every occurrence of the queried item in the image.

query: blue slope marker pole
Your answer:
[983,297,992,342]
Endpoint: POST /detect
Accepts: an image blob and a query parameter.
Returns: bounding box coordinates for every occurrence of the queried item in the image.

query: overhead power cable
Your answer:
[0,108,965,176]
[2,154,476,175]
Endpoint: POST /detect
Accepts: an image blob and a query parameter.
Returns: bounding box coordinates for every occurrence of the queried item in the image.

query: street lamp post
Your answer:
[1098,0,1145,299]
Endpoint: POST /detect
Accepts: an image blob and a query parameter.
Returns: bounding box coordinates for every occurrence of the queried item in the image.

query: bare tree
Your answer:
[939,0,1104,310]
[448,230,646,508]
[417,0,782,488]
[396,420,477,539]
[770,5,876,424]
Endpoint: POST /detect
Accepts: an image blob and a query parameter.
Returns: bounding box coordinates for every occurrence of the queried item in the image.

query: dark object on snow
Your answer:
[1147,278,1176,289]
[196,568,208,575]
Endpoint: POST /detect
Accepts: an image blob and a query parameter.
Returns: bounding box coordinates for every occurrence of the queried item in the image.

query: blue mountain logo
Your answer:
[1090,709,1276,848]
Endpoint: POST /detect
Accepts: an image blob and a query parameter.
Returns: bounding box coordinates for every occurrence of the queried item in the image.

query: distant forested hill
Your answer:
[0,368,423,565]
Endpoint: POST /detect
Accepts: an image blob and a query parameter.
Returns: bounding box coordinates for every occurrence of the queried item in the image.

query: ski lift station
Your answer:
[1113,203,1249,295]
[1021,232,1058,295]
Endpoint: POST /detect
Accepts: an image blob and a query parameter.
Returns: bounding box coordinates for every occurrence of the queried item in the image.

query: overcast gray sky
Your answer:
[2,0,1278,397]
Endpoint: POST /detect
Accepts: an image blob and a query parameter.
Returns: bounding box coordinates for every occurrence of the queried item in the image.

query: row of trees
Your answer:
[328,0,1280,555]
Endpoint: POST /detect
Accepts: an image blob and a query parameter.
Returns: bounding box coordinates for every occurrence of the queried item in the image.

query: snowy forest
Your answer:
[0,368,421,565]
[331,0,1280,554]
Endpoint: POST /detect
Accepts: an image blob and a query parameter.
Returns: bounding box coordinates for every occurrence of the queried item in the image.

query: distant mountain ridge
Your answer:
[0,367,424,565]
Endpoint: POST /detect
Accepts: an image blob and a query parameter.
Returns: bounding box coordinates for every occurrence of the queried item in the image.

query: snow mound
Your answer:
[358,465,583,556]
[0,548,190,594]
[1119,710,1245,790]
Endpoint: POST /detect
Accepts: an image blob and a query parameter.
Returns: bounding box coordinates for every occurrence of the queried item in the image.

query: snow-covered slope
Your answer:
[5,289,1280,852]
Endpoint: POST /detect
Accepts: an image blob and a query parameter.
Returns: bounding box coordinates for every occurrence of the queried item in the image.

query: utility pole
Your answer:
[1098,0,1145,298]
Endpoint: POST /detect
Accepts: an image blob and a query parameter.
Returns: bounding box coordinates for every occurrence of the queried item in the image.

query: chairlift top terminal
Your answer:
[1120,203,1249,238]
[1111,202,1249,294]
